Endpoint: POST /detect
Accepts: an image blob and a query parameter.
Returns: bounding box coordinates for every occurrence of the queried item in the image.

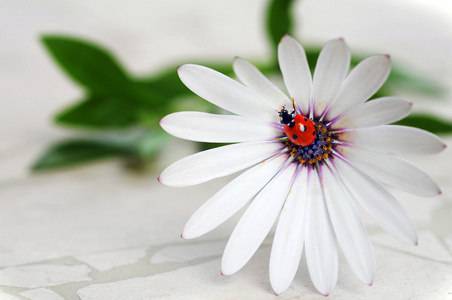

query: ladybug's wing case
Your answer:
[284,115,316,147]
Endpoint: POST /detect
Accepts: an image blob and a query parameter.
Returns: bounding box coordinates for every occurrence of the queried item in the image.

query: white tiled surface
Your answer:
[1,0,452,299]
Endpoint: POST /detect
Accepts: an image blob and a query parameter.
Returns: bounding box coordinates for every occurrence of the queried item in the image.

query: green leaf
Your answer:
[42,35,131,95]
[133,130,169,161]
[197,142,230,152]
[55,95,146,128]
[43,34,273,130]
[32,130,169,171]
[386,68,445,98]
[394,114,452,135]
[32,139,129,171]
[266,0,296,60]
[140,67,190,99]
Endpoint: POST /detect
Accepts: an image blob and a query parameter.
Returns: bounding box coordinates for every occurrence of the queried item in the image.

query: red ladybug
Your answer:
[284,115,316,146]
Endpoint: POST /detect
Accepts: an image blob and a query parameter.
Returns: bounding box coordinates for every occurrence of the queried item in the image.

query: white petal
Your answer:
[270,166,309,295]
[327,55,391,119]
[178,64,277,122]
[344,125,446,155]
[338,146,441,196]
[322,165,376,285]
[159,141,283,187]
[332,97,412,130]
[278,35,312,114]
[305,169,338,296]
[312,38,350,117]
[221,163,297,276]
[160,111,282,143]
[335,158,418,245]
[233,58,292,109]
[183,155,287,239]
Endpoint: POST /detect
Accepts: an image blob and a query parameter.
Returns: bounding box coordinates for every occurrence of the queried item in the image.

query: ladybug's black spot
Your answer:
[312,131,315,136]
[289,122,295,128]
[292,134,298,140]
[304,118,308,121]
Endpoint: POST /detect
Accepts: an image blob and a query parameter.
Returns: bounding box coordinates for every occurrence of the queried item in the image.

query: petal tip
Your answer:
[180,233,185,239]
[338,37,344,42]
[221,271,226,276]
[368,282,373,287]
[384,54,391,60]
[414,241,419,246]
[274,292,279,296]
[280,34,293,43]
[157,176,162,183]
[443,143,448,149]
[324,293,329,297]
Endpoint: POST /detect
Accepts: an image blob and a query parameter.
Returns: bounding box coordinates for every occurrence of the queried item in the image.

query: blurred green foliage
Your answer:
[33,0,451,171]
[266,0,296,67]
[32,131,167,171]
[394,114,452,134]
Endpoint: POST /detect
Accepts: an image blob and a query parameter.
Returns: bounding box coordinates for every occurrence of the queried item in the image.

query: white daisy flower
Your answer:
[158,35,446,296]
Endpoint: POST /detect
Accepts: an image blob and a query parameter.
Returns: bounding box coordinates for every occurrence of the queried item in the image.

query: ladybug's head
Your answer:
[278,107,295,125]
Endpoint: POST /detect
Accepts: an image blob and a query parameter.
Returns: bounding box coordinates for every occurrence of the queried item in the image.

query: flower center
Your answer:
[279,106,335,165]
